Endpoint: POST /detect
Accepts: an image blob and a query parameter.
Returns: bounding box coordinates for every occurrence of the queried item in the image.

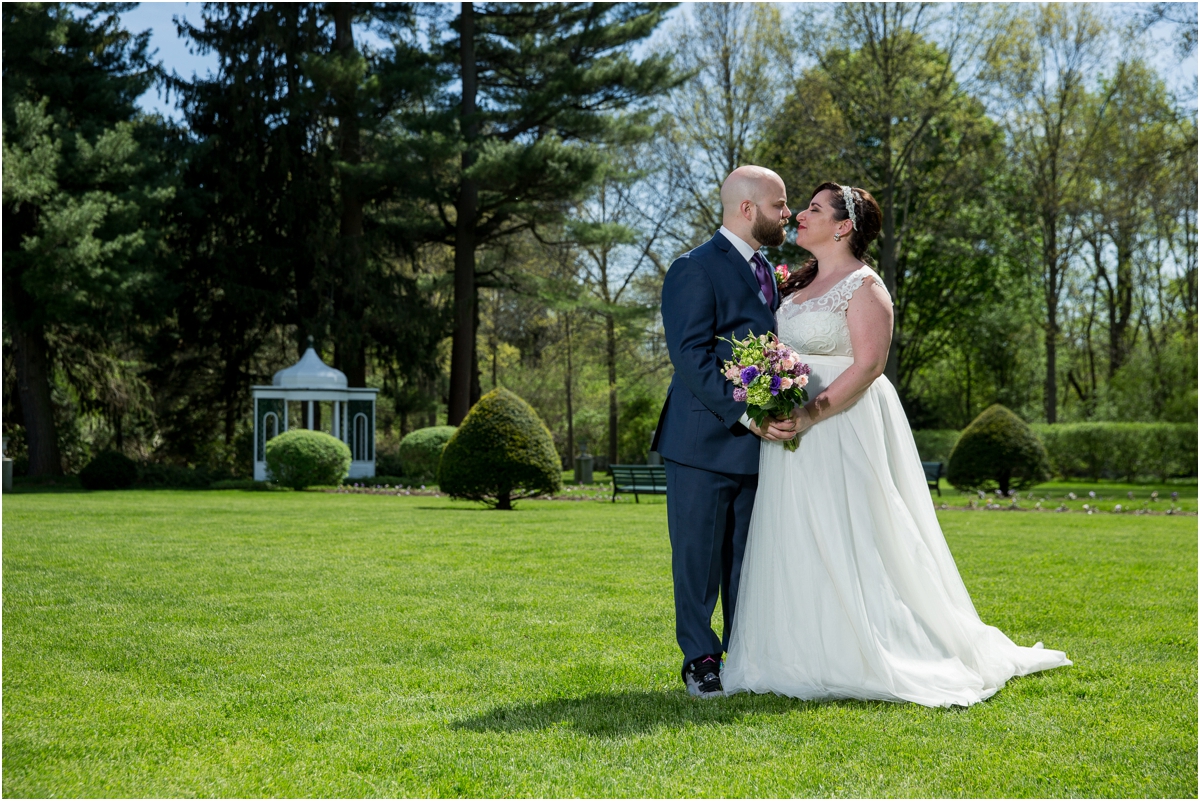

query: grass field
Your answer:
[3,490,1196,797]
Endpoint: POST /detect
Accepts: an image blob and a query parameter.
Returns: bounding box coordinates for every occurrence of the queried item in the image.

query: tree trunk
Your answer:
[12,324,62,476]
[496,492,512,510]
[606,312,618,467]
[1109,235,1134,379]
[1043,222,1059,424]
[879,176,901,388]
[449,2,478,425]
[564,312,575,469]
[332,3,367,389]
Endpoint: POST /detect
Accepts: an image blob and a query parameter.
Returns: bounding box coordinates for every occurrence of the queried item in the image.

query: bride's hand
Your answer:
[789,405,815,435]
[764,414,797,440]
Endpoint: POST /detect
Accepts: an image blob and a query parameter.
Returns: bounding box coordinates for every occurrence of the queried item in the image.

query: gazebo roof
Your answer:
[272,345,348,389]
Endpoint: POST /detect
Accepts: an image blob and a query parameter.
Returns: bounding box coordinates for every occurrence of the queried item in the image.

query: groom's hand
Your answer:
[745,418,782,441]
[747,417,791,441]
[764,415,797,440]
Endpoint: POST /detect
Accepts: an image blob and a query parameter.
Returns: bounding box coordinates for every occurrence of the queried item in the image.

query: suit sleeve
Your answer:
[661,256,747,430]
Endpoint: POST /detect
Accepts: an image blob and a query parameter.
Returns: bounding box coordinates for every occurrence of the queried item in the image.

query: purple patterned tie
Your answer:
[751,252,774,306]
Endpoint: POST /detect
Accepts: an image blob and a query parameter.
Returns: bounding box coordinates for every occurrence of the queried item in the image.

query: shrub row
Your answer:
[1031,422,1197,482]
[914,422,1196,481]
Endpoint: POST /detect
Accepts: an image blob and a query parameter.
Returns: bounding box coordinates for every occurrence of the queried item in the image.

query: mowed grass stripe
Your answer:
[3,491,1195,797]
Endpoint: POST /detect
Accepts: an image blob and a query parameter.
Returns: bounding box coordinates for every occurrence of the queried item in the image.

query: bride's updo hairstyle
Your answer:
[780,182,883,297]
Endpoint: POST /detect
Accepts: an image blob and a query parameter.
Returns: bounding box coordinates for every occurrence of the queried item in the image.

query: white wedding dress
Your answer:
[722,266,1071,707]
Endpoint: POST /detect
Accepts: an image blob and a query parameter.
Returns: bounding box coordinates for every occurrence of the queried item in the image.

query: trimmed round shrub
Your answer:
[398,426,457,481]
[947,404,1050,495]
[264,429,351,490]
[438,388,562,509]
[79,450,138,490]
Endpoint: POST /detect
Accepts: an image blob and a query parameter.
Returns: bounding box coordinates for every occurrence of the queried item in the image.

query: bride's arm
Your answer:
[792,278,893,432]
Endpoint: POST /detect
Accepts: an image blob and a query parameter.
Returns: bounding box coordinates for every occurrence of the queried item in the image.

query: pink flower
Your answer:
[797,374,809,388]
[781,358,795,371]
[780,376,794,390]
[725,365,740,381]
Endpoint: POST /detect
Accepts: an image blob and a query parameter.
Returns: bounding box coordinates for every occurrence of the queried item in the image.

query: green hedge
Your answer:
[79,450,138,490]
[398,426,457,481]
[914,422,1197,482]
[1031,423,1197,482]
[265,429,352,490]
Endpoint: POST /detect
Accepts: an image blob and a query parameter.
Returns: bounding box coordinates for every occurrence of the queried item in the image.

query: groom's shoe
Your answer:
[683,655,724,698]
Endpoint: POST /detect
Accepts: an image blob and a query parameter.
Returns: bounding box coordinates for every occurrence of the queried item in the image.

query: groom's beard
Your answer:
[752,209,787,248]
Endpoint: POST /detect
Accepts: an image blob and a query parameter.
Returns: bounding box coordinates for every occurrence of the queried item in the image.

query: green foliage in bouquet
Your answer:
[78,450,138,490]
[438,389,562,510]
[947,404,1050,495]
[264,430,351,490]
[398,426,457,481]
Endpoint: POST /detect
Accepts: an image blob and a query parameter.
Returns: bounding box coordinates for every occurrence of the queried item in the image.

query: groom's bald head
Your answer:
[720,165,790,248]
[720,166,784,217]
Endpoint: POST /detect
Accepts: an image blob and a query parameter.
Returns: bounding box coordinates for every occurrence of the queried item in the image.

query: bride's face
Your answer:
[794,189,851,250]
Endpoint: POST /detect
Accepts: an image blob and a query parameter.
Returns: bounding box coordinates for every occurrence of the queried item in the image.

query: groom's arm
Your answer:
[661,256,747,431]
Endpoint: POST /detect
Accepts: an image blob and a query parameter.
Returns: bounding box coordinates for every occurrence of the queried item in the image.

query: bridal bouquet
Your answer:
[720,331,811,451]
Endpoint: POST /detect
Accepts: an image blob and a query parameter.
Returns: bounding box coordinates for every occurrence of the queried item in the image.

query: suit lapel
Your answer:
[713,232,771,308]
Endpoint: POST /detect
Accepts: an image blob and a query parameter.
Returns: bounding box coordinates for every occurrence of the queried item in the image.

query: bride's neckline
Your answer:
[785,265,867,308]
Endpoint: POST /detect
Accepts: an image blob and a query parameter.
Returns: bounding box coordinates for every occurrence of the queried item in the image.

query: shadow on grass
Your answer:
[454,689,883,737]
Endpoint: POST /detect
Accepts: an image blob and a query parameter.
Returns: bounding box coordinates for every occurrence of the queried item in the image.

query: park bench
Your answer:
[922,461,943,496]
[610,464,667,503]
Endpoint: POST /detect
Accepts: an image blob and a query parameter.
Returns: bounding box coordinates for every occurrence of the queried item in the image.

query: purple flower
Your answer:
[733,386,748,402]
[739,365,759,385]
[769,375,782,395]
[796,362,811,376]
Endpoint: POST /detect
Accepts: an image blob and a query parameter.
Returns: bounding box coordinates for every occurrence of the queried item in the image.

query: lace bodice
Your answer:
[777,267,890,357]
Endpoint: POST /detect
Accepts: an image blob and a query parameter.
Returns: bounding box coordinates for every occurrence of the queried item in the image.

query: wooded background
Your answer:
[4,2,1196,477]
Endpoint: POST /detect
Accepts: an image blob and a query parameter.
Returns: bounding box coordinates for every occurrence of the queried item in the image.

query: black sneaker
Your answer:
[684,655,724,698]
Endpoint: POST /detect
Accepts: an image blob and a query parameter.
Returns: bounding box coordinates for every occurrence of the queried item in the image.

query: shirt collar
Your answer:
[718,226,758,264]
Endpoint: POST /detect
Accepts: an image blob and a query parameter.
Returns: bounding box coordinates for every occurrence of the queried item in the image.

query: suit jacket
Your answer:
[652,231,779,474]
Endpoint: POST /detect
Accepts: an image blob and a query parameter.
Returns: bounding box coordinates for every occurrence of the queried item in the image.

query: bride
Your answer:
[721,182,1071,707]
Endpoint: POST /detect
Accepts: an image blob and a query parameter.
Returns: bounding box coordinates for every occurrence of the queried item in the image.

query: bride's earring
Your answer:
[834,232,841,242]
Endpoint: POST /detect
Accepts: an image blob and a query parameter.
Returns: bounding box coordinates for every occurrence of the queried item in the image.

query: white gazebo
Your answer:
[252,340,378,481]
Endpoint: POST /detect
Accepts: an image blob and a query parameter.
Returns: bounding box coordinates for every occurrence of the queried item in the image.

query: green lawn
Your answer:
[3,491,1196,797]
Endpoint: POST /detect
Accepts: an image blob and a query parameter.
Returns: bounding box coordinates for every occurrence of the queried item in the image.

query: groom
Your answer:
[652,166,795,698]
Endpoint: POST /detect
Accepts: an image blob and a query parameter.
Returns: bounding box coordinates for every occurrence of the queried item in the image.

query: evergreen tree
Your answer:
[157,3,445,458]
[433,2,677,424]
[3,2,170,475]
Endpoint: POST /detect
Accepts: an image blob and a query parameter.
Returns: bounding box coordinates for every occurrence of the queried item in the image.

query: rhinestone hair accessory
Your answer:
[841,184,858,230]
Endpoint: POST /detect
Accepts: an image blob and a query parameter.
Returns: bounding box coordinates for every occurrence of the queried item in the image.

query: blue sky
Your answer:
[123,2,1197,121]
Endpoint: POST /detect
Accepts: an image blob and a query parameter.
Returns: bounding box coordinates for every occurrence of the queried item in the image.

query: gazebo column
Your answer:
[307,401,314,430]
[333,401,340,439]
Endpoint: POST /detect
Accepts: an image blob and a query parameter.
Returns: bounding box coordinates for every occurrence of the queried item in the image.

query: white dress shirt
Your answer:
[717,226,766,431]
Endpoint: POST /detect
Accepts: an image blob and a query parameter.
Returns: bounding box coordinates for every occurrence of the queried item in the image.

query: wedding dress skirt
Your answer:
[722,353,1072,707]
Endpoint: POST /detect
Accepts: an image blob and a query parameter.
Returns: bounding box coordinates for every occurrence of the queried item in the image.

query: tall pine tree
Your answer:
[3,2,169,474]
[433,2,677,424]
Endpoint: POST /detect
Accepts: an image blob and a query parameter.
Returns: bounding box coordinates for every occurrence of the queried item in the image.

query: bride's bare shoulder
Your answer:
[847,266,892,314]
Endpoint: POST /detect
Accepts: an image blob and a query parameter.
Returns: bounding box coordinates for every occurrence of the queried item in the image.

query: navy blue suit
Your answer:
[652,230,778,674]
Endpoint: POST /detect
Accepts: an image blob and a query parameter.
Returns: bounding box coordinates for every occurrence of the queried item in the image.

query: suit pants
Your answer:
[664,458,758,675]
